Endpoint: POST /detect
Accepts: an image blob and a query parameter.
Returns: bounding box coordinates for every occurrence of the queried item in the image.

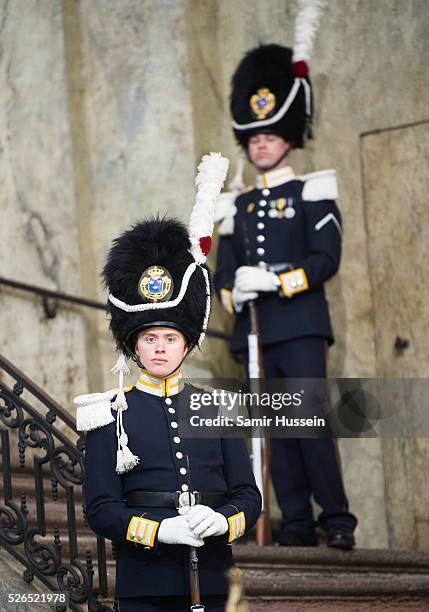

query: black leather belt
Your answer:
[125,491,227,509]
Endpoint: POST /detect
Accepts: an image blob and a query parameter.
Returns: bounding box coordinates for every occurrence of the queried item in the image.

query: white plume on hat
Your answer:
[189,152,229,264]
[293,0,327,64]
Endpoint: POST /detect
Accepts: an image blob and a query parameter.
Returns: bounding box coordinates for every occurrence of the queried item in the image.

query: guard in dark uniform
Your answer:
[214,43,357,549]
[75,154,261,611]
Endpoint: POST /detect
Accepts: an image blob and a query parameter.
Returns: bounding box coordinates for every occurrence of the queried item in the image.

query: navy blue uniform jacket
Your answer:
[214,176,342,353]
[84,384,261,598]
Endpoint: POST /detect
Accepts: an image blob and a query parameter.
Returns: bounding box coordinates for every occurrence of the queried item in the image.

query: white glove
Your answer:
[179,505,228,539]
[232,286,258,313]
[158,514,204,547]
[214,192,237,223]
[214,192,237,236]
[235,266,279,293]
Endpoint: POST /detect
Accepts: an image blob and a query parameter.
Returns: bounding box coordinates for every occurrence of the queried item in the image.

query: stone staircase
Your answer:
[5,466,429,611]
[235,544,429,611]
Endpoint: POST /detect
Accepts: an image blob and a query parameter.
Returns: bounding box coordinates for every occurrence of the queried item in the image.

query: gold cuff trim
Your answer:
[228,511,246,543]
[279,268,308,297]
[221,288,233,315]
[126,515,159,547]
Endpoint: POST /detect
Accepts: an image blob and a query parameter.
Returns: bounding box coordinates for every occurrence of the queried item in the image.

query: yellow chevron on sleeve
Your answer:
[228,511,246,543]
[279,268,308,297]
[126,515,159,547]
[221,288,233,314]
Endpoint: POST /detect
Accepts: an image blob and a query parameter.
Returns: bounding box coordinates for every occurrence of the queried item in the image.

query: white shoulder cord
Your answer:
[111,353,139,474]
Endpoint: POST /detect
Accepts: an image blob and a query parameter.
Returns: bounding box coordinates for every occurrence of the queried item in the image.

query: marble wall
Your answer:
[0,1,88,402]
[0,0,428,548]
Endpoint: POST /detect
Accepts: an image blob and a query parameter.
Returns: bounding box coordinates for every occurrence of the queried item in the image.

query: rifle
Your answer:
[241,222,272,546]
[186,455,205,611]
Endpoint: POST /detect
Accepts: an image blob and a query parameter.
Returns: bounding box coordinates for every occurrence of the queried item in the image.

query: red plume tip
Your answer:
[292,60,309,78]
[199,236,212,256]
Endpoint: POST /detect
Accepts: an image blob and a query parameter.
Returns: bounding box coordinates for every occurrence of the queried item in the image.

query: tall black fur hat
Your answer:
[229,1,326,150]
[103,218,209,358]
[103,153,229,361]
[230,44,312,149]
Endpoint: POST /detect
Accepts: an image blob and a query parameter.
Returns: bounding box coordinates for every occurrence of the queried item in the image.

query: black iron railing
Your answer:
[0,276,230,341]
[0,353,114,611]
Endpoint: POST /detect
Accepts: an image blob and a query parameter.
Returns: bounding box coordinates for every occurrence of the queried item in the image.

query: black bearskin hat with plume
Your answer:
[103,153,229,360]
[230,0,326,149]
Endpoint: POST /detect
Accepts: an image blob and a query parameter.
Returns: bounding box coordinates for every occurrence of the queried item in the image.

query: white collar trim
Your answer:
[135,370,183,397]
[256,166,295,189]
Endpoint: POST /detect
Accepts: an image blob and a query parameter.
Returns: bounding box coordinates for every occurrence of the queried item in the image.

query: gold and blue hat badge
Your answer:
[138,265,174,303]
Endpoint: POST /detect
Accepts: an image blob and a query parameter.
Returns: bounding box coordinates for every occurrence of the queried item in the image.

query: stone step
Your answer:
[234,543,429,574]
[248,597,429,611]
[17,497,87,532]
[80,595,429,612]
[5,468,84,502]
[235,545,429,596]
[85,544,429,609]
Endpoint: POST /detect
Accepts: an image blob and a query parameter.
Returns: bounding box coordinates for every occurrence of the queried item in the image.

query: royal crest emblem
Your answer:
[249,88,276,120]
[138,266,174,302]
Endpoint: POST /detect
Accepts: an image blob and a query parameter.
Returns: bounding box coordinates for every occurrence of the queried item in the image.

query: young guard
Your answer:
[74,153,261,612]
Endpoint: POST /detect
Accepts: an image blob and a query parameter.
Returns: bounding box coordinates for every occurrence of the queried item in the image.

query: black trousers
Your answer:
[247,336,357,535]
[117,595,226,611]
